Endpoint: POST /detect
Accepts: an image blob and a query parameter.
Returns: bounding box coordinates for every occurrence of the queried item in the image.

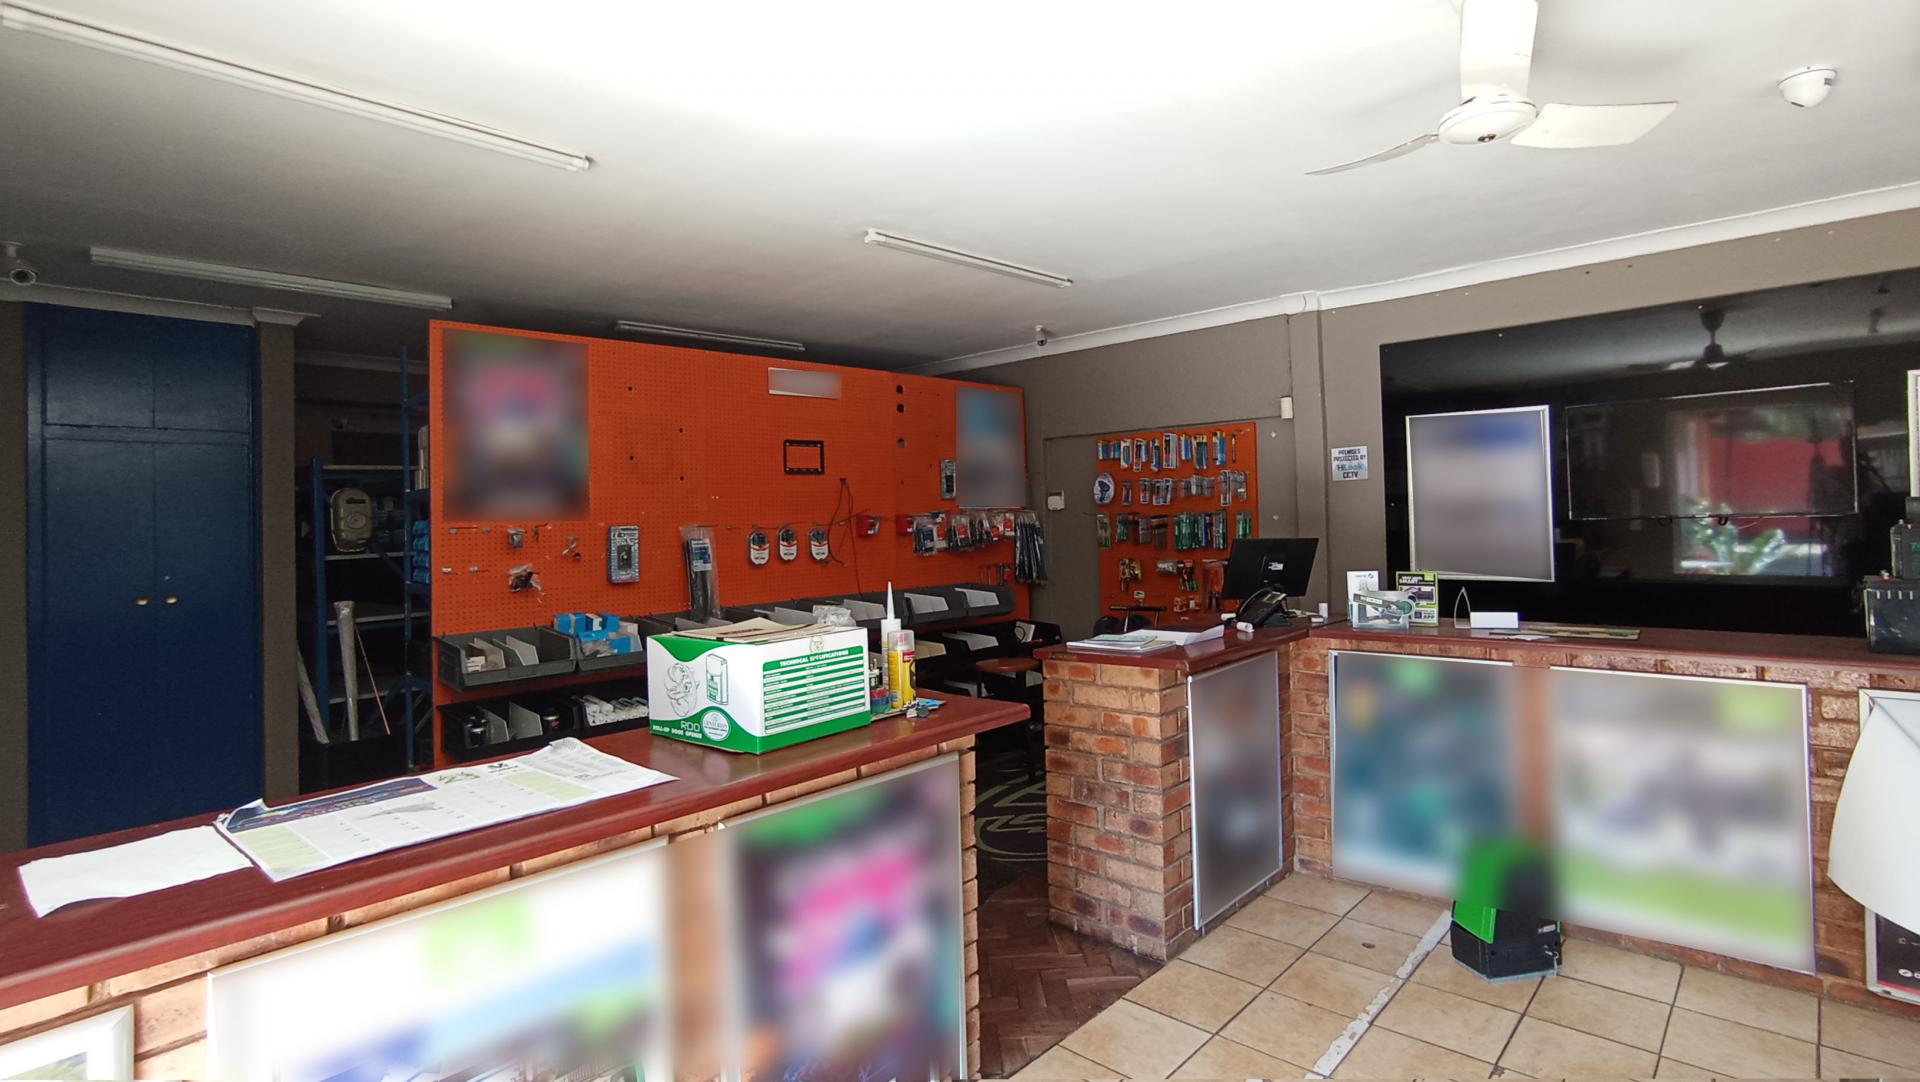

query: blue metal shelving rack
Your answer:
[304,348,432,774]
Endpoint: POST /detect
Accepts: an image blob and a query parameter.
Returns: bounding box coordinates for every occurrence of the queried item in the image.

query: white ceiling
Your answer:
[3,0,1919,368]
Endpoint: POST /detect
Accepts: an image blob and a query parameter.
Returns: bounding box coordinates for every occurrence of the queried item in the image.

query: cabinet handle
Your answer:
[163,595,179,605]
[134,596,149,606]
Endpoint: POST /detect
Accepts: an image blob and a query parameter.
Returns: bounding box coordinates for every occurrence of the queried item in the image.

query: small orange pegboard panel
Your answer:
[1093,420,1259,617]
[428,321,1028,724]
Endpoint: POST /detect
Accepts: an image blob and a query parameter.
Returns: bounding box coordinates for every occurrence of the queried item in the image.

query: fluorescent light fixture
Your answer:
[614,321,805,352]
[862,229,1072,289]
[90,247,453,310]
[0,3,592,172]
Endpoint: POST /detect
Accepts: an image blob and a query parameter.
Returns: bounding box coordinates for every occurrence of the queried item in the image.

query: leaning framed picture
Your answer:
[0,1006,133,1080]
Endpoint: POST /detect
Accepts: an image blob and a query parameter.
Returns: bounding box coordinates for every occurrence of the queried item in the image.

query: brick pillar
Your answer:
[1286,637,1333,873]
[1040,658,1195,960]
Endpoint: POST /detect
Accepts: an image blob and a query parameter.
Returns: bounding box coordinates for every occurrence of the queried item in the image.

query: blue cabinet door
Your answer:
[27,304,261,845]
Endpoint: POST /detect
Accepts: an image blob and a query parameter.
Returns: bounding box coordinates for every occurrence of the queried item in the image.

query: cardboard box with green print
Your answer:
[646,619,871,753]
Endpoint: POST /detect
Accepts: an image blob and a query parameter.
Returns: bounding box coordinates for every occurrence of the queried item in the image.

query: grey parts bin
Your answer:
[437,626,576,689]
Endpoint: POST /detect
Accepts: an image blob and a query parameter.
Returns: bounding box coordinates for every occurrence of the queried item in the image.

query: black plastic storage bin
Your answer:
[440,693,577,761]
[436,626,576,690]
[951,582,1016,618]
[897,585,966,626]
[552,677,652,738]
[569,631,648,674]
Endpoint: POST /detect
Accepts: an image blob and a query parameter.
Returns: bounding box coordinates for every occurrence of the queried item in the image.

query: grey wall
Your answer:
[258,324,297,801]
[0,303,24,851]
[1291,206,1920,613]
[979,316,1296,631]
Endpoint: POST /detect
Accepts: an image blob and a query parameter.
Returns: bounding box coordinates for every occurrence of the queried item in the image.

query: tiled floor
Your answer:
[1000,873,1920,1080]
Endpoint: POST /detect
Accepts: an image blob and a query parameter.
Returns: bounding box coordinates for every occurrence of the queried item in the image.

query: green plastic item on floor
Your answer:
[1453,836,1546,945]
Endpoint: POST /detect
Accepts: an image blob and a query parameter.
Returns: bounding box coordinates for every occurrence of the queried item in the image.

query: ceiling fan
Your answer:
[1630,308,1745,372]
[1307,0,1678,175]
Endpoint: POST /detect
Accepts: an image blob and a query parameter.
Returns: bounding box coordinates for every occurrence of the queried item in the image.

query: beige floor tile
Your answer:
[1528,975,1672,1052]
[1411,950,1542,1013]
[1060,999,1210,1080]
[1272,951,1398,1016]
[1331,1026,1496,1078]
[1819,1043,1909,1078]
[1500,1017,1659,1077]
[1350,891,1451,937]
[1819,999,1920,1071]
[1178,924,1307,986]
[1559,940,1683,1003]
[1659,1008,1816,1079]
[1266,873,1370,916]
[1220,990,1355,1068]
[1671,968,1817,1045]
[1009,1044,1124,1080]
[1125,959,1264,1032]
[1376,981,1522,1062]
[1227,895,1344,948]
[1652,1056,1716,1078]
[1313,917,1424,975]
[1171,1036,1313,1079]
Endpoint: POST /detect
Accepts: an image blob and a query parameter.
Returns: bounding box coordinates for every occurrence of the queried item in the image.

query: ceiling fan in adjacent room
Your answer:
[1306,0,1678,175]
[1629,307,1747,372]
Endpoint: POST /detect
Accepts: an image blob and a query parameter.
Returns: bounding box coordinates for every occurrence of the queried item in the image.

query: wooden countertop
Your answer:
[0,694,1026,1012]
[1317,621,1920,673]
[1037,625,1312,675]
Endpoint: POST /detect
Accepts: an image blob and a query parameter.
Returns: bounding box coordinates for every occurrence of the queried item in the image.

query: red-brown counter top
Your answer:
[1037,625,1312,676]
[1316,620,1920,674]
[0,694,1026,1012]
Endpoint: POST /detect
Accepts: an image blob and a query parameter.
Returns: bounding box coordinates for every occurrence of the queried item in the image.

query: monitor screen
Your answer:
[1222,538,1318,600]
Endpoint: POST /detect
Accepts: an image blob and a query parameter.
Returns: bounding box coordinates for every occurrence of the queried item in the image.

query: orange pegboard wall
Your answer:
[428,320,1029,711]
[1093,421,1259,617]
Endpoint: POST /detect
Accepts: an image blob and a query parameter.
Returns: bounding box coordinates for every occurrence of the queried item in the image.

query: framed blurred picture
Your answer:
[722,754,965,1082]
[1406,405,1554,582]
[442,330,589,521]
[0,1006,132,1081]
[955,387,1026,509]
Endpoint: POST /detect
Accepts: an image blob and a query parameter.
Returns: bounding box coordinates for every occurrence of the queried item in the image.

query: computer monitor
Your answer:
[1222,538,1318,601]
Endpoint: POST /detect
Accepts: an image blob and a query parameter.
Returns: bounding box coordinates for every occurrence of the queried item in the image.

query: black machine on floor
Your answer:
[1451,840,1562,981]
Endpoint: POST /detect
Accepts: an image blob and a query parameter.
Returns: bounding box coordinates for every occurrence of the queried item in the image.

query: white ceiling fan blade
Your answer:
[1459,0,1537,100]
[1511,101,1678,148]
[1305,133,1438,175]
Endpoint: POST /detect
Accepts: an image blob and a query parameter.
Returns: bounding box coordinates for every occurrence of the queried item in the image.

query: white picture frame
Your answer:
[1907,368,1920,488]
[0,1005,133,1080]
[1406,404,1556,582]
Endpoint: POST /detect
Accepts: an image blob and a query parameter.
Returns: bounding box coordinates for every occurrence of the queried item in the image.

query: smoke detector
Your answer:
[1778,66,1836,108]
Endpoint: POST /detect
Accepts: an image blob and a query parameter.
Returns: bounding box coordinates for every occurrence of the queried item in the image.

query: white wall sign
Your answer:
[1331,445,1369,481]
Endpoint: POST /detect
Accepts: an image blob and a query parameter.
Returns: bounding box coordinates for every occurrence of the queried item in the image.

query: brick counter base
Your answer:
[1288,635,1920,1024]
[0,740,984,1080]
[1041,656,1293,960]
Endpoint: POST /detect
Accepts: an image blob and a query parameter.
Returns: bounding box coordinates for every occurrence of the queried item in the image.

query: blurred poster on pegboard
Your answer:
[1550,668,1814,973]
[208,842,670,1082]
[443,329,589,522]
[955,386,1026,509]
[723,754,965,1082]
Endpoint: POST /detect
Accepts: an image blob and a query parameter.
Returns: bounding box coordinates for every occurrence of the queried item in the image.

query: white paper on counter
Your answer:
[217,738,676,882]
[18,824,252,916]
[1830,692,1920,932]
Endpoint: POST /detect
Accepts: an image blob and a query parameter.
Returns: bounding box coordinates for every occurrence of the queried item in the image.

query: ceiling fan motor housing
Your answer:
[1439,96,1540,144]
